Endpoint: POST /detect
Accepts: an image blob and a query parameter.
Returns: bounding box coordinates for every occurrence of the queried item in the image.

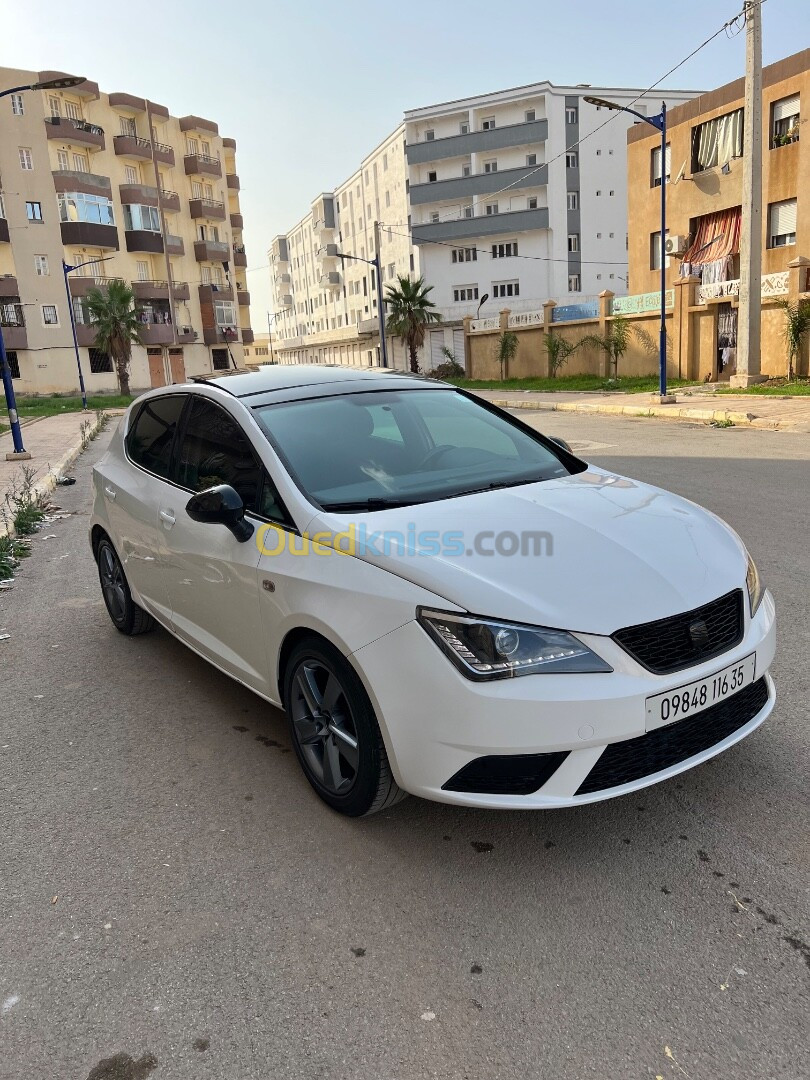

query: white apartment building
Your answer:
[269,125,418,368]
[404,80,700,359]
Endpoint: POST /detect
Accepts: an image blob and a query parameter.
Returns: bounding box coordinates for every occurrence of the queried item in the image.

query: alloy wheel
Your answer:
[99,543,127,624]
[289,659,359,794]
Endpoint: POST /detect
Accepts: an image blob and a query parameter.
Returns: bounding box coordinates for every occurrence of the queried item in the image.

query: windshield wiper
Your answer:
[451,475,548,498]
[321,497,419,512]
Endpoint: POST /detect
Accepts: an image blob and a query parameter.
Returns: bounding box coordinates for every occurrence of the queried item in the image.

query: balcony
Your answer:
[279,294,293,308]
[198,284,234,303]
[108,92,146,112]
[277,272,292,285]
[409,163,548,205]
[176,325,198,343]
[184,153,222,178]
[230,212,243,230]
[131,279,190,302]
[60,221,119,249]
[0,275,19,296]
[0,219,8,244]
[241,328,255,345]
[68,275,125,297]
[203,324,239,345]
[319,271,341,289]
[317,243,339,261]
[125,229,164,254]
[237,290,250,306]
[271,236,289,264]
[137,323,175,346]
[119,182,159,206]
[226,173,240,191]
[233,244,247,267]
[179,115,219,135]
[113,134,152,160]
[411,205,550,245]
[152,141,175,166]
[160,189,181,213]
[39,72,99,99]
[0,302,27,350]
[52,169,111,198]
[189,197,226,221]
[405,117,548,164]
[166,234,185,257]
[44,115,105,150]
[194,239,230,263]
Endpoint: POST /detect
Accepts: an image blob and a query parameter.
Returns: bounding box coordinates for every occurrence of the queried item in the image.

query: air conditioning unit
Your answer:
[665,234,688,256]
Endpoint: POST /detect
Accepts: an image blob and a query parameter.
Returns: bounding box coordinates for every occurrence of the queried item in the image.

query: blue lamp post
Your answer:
[585,97,670,400]
[0,73,85,458]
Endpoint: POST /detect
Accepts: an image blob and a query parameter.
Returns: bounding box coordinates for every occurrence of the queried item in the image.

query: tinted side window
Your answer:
[127,395,185,479]
[176,397,262,512]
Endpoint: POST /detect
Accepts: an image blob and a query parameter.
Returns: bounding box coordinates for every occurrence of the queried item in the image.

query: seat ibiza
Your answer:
[91,366,775,816]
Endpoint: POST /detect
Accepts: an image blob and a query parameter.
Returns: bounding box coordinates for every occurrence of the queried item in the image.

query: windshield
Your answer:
[253,388,581,511]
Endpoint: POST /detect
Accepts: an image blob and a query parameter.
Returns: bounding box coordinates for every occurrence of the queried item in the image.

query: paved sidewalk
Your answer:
[475,387,810,431]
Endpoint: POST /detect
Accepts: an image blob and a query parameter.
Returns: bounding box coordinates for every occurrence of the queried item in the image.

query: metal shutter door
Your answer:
[773,95,799,121]
[452,329,465,365]
[770,199,797,236]
[429,331,444,370]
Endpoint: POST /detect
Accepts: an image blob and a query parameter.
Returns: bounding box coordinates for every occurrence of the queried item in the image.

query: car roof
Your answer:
[190,364,442,399]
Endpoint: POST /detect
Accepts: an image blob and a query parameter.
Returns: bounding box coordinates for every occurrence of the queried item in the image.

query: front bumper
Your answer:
[352,591,776,808]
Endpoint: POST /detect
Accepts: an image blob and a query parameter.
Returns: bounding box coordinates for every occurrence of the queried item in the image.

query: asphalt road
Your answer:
[0,415,807,1080]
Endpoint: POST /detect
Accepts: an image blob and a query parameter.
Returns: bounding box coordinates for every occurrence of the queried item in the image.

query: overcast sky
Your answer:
[2,0,807,329]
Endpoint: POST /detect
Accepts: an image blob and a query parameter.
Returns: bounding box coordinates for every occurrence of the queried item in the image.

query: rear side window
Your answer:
[127,395,185,479]
[176,397,263,513]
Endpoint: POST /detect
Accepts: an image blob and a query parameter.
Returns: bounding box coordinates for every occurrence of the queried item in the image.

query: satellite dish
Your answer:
[673,159,688,184]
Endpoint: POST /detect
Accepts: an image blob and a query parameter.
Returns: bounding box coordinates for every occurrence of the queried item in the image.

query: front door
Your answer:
[148,350,166,388]
[168,348,186,384]
[158,395,270,694]
[716,304,738,381]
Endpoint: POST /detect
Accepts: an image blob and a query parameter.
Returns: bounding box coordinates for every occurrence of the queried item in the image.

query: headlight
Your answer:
[746,553,764,616]
[417,608,613,680]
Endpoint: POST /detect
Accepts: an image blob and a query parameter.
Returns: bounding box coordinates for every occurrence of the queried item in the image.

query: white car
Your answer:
[90,366,776,816]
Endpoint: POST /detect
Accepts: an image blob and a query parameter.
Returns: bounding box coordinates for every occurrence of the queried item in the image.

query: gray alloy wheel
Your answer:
[283,636,406,817]
[96,537,155,636]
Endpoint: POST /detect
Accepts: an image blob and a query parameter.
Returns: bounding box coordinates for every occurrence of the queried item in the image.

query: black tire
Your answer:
[282,635,406,817]
[96,537,156,636]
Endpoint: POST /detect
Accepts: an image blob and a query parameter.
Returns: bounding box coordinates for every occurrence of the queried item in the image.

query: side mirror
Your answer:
[549,436,573,454]
[185,484,254,543]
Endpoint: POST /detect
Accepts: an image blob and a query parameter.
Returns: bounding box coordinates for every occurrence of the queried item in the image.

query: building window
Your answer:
[460,121,469,135]
[58,192,115,226]
[119,116,137,136]
[692,108,744,171]
[387,263,396,278]
[73,152,89,173]
[463,206,474,218]
[5,351,20,379]
[485,203,498,215]
[482,117,495,130]
[492,281,519,298]
[26,201,43,222]
[186,136,199,155]
[123,204,160,232]
[609,190,614,196]
[136,260,149,281]
[597,232,602,239]
[567,234,579,252]
[596,189,601,196]
[212,348,230,371]
[64,101,81,121]
[453,286,479,302]
[525,109,536,122]
[771,94,800,146]
[34,255,49,276]
[483,160,498,173]
[56,149,69,170]
[19,147,33,170]
[568,275,580,292]
[383,153,388,171]
[596,149,602,156]
[430,211,440,223]
[651,230,671,270]
[452,247,477,263]
[462,163,471,177]
[566,151,578,168]
[89,348,113,373]
[42,304,59,326]
[10,93,23,116]
[492,241,518,258]
[567,191,578,210]
[428,171,437,182]
[526,153,537,166]
[425,129,435,141]
[385,190,391,207]
[566,106,578,124]
[125,165,139,184]
[768,198,797,247]
[652,143,671,186]
[47,95,61,116]
[527,197,538,210]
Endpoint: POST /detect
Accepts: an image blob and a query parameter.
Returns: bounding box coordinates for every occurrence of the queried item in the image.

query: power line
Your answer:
[383,226,629,267]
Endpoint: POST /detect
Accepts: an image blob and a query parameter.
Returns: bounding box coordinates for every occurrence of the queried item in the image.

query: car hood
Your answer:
[306,467,748,635]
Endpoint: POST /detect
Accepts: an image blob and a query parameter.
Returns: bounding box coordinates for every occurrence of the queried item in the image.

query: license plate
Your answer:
[646,653,756,732]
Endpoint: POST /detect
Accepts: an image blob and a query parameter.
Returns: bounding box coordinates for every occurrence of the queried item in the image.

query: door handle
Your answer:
[159,509,176,528]
[104,485,116,501]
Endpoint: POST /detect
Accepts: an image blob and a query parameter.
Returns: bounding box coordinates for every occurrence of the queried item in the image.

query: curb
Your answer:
[489,397,802,430]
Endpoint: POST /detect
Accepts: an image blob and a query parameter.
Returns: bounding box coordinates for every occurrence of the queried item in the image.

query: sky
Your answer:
[2,0,807,332]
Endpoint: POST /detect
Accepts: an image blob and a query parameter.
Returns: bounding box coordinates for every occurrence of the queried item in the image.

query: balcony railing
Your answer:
[153,140,173,155]
[46,115,104,136]
[0,302,25,327]
[696,271,789,305]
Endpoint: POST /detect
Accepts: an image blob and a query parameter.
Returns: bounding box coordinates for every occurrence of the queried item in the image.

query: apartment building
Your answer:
[404,80,699,361]
[626,48,809,380]
[0,67,253,395]
[270,126,418,368]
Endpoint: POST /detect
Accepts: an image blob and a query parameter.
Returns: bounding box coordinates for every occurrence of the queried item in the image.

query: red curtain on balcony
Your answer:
[681,205,742,269]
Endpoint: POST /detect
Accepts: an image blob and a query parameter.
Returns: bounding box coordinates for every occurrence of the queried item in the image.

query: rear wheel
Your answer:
[97,537,155,636]
[283,636,406,816]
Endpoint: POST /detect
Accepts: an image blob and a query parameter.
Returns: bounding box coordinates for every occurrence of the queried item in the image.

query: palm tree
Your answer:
[496,331,518,380]
[85,279,142,396]
[775,298,810,380]
[384,275,441,374]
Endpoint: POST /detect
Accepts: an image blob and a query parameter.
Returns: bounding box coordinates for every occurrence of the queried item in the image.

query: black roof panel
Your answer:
[191,364,441,399]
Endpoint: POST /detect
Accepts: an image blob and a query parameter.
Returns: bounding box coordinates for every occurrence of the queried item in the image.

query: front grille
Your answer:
[576,676,769,796]
[443,751,569,796]
[613,589,744,675]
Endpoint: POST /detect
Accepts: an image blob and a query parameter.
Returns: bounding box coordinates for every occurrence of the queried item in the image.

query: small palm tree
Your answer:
[85,280,142,396]
[384,275,441,374]
[496,331,518,380]
[543,332,577,377]
[580,314,632,379]
[775,298,810,380]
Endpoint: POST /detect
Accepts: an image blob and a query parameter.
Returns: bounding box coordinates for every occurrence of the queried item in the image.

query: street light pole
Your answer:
[0,73,86,458]
[62,256,115,411]
[584,96,673,402]
[335,242,389,368]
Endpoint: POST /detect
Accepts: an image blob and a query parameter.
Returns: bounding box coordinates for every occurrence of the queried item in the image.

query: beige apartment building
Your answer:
[0,68,253,395]
[270,126,418,369]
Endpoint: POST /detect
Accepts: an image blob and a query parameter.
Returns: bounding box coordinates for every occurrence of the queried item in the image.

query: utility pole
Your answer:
[732,0,765,387]
[373,221,389,368]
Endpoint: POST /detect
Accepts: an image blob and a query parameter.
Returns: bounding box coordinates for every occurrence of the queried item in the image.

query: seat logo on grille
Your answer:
[688,618,710,650]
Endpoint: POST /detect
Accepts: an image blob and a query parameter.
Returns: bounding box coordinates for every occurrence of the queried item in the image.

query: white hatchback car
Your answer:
[91,366,775,816]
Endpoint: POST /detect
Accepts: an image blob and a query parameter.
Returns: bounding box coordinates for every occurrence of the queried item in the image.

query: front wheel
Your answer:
[283,636,406,816]
[97,537,155,636]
